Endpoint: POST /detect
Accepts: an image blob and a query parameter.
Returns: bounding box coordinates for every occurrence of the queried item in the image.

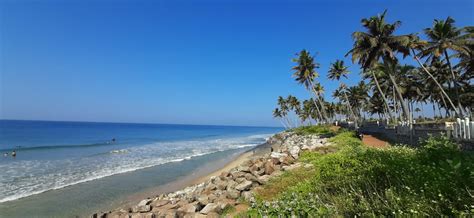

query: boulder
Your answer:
[270,152,287,159]
[218,201,231,210]
[178,202,199,213]
[151,199,170,207]
[197,196,209,206]
[226,189,240,199]
[235,180,253,191]
[207,194,217,203]
[264,161,275,175]
[251,168,265,177]
[280,155,295,165]
[241,191,254,203]
[132,205,151,213]
[161,210,177,218]
[230,171,246,179]
[138,199,152,207]
[289,146,301,159]
[257,175,271,184]
[219,171,230,179]
[129,213,142,218]
[205,183,217,192]
[215,179,227,190]
[244,173,258,182]
[200,203,221,214]
[235,177,246,183]
[226,180,237,191]
[236,165,250,173]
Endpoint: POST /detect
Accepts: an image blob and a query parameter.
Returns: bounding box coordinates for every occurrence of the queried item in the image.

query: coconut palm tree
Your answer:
[409,35,460,117]
[420,17,471,116]
[334,84,359,127]
[277,96,293,128]
[292,50,329,122]
[327,60,360,122]
[362,64,395,121]
[346,10,411,121]
[273,108,289,129]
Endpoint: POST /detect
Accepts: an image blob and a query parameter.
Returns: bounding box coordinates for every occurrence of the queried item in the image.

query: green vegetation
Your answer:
[248,131,474,216]
[290,125,336,136]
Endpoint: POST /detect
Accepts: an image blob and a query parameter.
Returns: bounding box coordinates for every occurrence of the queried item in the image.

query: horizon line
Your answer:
[0,118,282,129]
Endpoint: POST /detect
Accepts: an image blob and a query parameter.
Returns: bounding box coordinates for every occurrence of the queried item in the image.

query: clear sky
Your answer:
[1,0,473,126]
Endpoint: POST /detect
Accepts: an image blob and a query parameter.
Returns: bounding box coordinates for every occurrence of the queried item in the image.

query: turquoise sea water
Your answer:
[0,120,281,217]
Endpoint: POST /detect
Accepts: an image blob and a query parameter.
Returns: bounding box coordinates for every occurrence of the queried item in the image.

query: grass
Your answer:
[247,129,474,216]
[254,167,316,201]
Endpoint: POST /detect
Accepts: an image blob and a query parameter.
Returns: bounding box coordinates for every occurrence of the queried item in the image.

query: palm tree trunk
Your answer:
[439,93,450,117]
[312,99,323,123]
[343,92,358,128]
[309,81,329,122]
[371,71,395,121]
[279,119,288,129]
[412,51,460,117]
[383,58,410,121]
[444,51,464,117]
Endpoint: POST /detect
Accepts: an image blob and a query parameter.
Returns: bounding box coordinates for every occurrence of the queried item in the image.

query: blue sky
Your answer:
[1,0,473,126]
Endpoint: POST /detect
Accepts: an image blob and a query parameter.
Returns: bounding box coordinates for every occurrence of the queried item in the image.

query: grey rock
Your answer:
[289,146,301,159]
[151,199,170,207]
[200,203,221,214]
[241,191,255,203]
[226,189,240,199]
[138,199,152,207]
[235,180,252,191]
[132,205,151,213]
[264,161,275,175]
[257,175,271,184]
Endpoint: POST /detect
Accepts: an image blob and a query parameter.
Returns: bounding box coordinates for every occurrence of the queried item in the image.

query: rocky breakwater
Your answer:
[92,131,330,218]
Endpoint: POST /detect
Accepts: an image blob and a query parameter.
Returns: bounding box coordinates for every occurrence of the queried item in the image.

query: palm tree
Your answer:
[287,95,301,126]
[362,64,395,121]
[292,50,329,122]
[334,84,359,127]
[409,35,460,117]
[421,17,471,116]
[277,96,292,128]
[273,108,289,129]
[327,60,360,122]
[346,10,412,121]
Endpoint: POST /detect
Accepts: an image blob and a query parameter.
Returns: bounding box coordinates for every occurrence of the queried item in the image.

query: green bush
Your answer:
[249,133,474,216]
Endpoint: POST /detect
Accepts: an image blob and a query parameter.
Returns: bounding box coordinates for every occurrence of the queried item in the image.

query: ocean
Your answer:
[0,120,281,217]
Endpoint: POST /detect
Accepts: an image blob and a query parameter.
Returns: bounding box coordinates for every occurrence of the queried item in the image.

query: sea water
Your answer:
[0,120,281,217]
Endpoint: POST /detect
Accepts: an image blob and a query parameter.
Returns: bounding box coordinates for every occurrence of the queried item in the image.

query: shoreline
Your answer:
[95,131,328,217]
[109,142,272,213]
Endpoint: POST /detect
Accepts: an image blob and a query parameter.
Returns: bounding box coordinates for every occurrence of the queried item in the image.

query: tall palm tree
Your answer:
[277,96,292,128]
[362,64,395,121]
[327,60,359,122]
[408,35,460,117]
[346,10,412,121]
[272,108,288,129]
[421,17,471,116]
[292,50,329,122]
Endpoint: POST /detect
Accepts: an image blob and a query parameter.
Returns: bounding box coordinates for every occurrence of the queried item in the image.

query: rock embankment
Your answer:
[93,131,330,218]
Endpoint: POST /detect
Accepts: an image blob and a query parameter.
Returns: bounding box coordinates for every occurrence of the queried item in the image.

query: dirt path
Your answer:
[362,134,389,148]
